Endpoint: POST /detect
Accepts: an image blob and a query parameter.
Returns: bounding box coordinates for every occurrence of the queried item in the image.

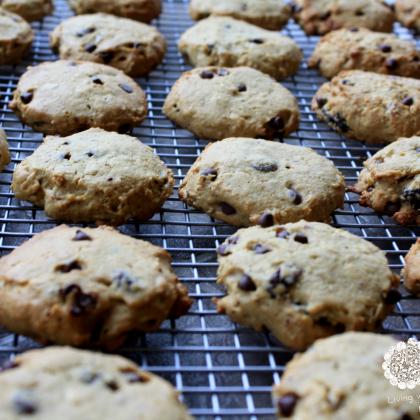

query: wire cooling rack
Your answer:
[0,1,419,418]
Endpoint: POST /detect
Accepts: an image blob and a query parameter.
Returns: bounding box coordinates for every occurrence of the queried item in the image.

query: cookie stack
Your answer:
[0,0,418,418]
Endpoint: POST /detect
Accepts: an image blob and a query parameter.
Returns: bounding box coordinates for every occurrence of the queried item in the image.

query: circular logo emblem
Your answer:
[382,338,420,389]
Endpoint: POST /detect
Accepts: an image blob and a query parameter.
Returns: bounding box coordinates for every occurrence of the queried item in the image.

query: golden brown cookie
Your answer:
[403,239,420,295]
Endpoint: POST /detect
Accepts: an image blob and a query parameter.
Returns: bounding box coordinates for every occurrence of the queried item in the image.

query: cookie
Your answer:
[179,138,345,227]
[163,67,299,141]
[0,8,33,65]
[1,0,53,21]
[12,128,173,225]
[312,70,420,144]
[396,0,420,33]
[0,129,10,172]
[352,136,419,225]
[0,225,191,349]
[403,239,420,295]
[189,0,292,30]
[178,17,302,80]
[9,60,147,136]
[68,0,161,23]
[272,332,417,418]
[0,346,193,419]
[50,13,166,77]
[215,221,399,350]
[292,0,395,35]
[308,28,420,79]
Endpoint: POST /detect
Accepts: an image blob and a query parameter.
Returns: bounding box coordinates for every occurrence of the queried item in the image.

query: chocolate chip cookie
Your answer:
[309,28,420,79]
[9,60,147,135]
[0,346,193,419]
[215,221,399,350]
[12,128,173,225]
[50,13,166,77]
[0,225,191,349]
[179,138,345,227]
[1,0,53,21]
[68,0,162,23]
[189,0,292,30]
[273,332,417,418]
[353,136,419,225]
[292,0,395,35]
[403,239,420,295]
[396,0,420,33]
[312,70,420,144]
[0,128,10,172]
[179,17,302,80]
[163,67,299,141]
[0,8,33,65]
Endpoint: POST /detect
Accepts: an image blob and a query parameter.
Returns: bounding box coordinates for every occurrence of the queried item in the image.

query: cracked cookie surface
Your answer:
[216,221,399,350]
[0,225,191,349]
[9,60,147,136]
[309,27,420,79]
[293,0,394,35]
[179,16,302,80]
[189,0,292,30]
[353,136,419,225]
[0,346,193,419]
[50,13,166,77]
[179,138,345,227]
[163,66,299,141]
[272,332,417,419]
[12,128,173,225]
[312,70,420,144]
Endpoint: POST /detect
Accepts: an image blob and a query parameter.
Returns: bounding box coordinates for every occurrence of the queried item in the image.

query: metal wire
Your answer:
[0,1,419,418]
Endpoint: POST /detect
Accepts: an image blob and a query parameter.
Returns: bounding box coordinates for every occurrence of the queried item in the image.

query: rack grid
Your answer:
[0,1,419,418]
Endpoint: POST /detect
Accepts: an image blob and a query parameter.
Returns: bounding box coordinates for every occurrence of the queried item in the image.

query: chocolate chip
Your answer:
[200,70,214,79]
[316,317,345,332]
[21,91,33,104]
[348,27,359,32]
[264,116,285,139]
[84,43,97,53]
[287,188,302,205]
[112,270,137,290]
[86,152,94,157]
[402,96,414,106]
[217,243,231,256]
[76,27,95,37]
[258,212,274,228]
[237,83,247,92]
[276,229,290,239]
[402,414,413,420]
[0,359,18,372]
[277,393,299,417]
[253,243,271,254]
[384,201,401,215]
[294,233,308,244]
[92,77,103,85]
[249,38,264,44]
[269,265,302,289]
[107,177,113,182]
[252,162,278,172]
[201,168,217,180]
[118,124,131,134]
[56,260,81,273]
[238,274,256,291]
[385,58,398,70]
[316,97,327,108]
[61,152,71,160]
[99,51,114,63]
[321,109,349,133]
[73,230,92,241]
[217,68,229,76]
[119,83,133,93]
[105,380,119,391]
[379,44,392,53]
[12,394,38,415]
[355,10,364,16]
[402,188,420,208]
[220,202,236,215]
[384,289,401,304]
[60,284,96,316]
